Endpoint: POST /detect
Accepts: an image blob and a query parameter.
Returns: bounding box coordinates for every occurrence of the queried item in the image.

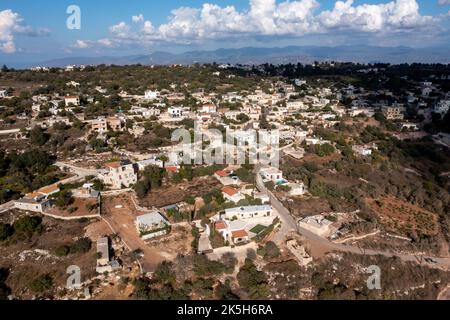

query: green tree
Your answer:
[29,274,53,294]
[0,223,13,241]
[13,215,43,236]
[29,126,49,146]
[54,190,74,209]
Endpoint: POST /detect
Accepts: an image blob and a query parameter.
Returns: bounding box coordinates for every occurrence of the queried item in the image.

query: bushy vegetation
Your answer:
[29,274,53,294]
[0,149,60,204]
[0,268,11,300]
[237,258,270,299]
[0,215,45,243]
[54,237,92,256]
[134,165,165,198]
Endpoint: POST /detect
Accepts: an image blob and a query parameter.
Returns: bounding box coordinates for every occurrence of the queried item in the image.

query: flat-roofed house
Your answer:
[91,117,108,133]
[96,237,121,273]
[382,104,405,120]
[299,215,333,237]
[64,96,80,107]
[136,211,170,240]
[260,166,283,182]
[96,237,110,266]
[144,90,160,100]
[106,117,124,132]
[14,184,60,213]
[101,160,138,189]
[224,205,273,220]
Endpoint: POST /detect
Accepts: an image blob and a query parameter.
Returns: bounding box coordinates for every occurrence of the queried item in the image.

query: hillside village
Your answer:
[0,62,450,300]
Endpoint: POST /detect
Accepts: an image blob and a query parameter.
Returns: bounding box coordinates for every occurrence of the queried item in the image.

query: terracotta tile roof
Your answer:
[215,221,227,230]
[105,162,121,169]
[231,230,248,238]
[166,166,178,173]
[215,170,228,177]
[38,184,60,195]
[26,191,42,199]
[222,186,238,196]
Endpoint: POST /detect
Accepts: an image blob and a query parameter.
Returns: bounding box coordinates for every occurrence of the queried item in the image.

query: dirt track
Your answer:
[101,194,165,272]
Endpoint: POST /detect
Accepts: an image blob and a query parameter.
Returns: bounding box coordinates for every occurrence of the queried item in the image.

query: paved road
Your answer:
[0,201,14,213]
[255,170,450,270]
[0,128,20,135]
[1,162,99,213]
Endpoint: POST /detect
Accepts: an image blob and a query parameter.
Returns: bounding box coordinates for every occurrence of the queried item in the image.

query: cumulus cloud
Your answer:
[0,9,50,54]
[132,14,144,23]
[319,0,433,32]
[74,40,90,49]
[110,21,131,37]
[97,38,115,47]
[74,0,439,50]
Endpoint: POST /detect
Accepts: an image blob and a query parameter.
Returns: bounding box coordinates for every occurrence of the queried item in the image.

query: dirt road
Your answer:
[255,169,450,270]
[101,195,165,273]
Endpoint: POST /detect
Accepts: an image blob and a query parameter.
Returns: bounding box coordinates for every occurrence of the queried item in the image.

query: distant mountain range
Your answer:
[31,45,450,68]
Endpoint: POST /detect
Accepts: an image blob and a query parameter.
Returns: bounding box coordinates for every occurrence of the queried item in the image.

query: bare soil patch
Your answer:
[367,196,439,237]
[140,176,222,208]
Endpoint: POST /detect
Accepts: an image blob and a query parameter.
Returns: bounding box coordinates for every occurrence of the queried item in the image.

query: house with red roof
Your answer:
[222,186,245,204]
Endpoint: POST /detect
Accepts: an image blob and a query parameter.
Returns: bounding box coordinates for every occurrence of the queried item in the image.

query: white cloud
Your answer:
[438,0,450,5]
[0,10,22,53]
[74,40,90,49]
[110,21,131,38]
[0,9,50,54]
[74,0,440,50]
[97,38,115,47]
[132,14,144,23]
[319,0,433,33]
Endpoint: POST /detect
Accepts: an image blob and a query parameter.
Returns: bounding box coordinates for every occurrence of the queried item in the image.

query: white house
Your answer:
[222,186,245,204]
[299,215,333,237]
[101,160,138,189]
[64,96,80,107]
[14,184,60,213]
[253,192,270,204]
[90,117,108,133]
[66,81,80,87]
[168,107,183,118]
[201,104,217,113]
[136,211,170,240]
[260,167,283,182]
[144,90,160,100]
[224,205,273,220]
[288,182,307,196]
[232,130,257,145]
[352,145,373,156]
[286,100,306,110]
[224,110,241,121]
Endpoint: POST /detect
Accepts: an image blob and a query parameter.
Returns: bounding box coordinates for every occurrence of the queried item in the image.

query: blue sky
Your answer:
[1,0,450,65]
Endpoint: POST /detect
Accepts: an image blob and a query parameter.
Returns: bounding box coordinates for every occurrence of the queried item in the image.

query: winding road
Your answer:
[255,170,450,270]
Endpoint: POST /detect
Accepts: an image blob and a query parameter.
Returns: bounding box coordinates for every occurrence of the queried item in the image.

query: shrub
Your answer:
[29,274,53,293]
[0,223,14,241]
[54,245,70,257]
[257,241,280,260]
[13,215,43,236]
[70,237,92,254]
